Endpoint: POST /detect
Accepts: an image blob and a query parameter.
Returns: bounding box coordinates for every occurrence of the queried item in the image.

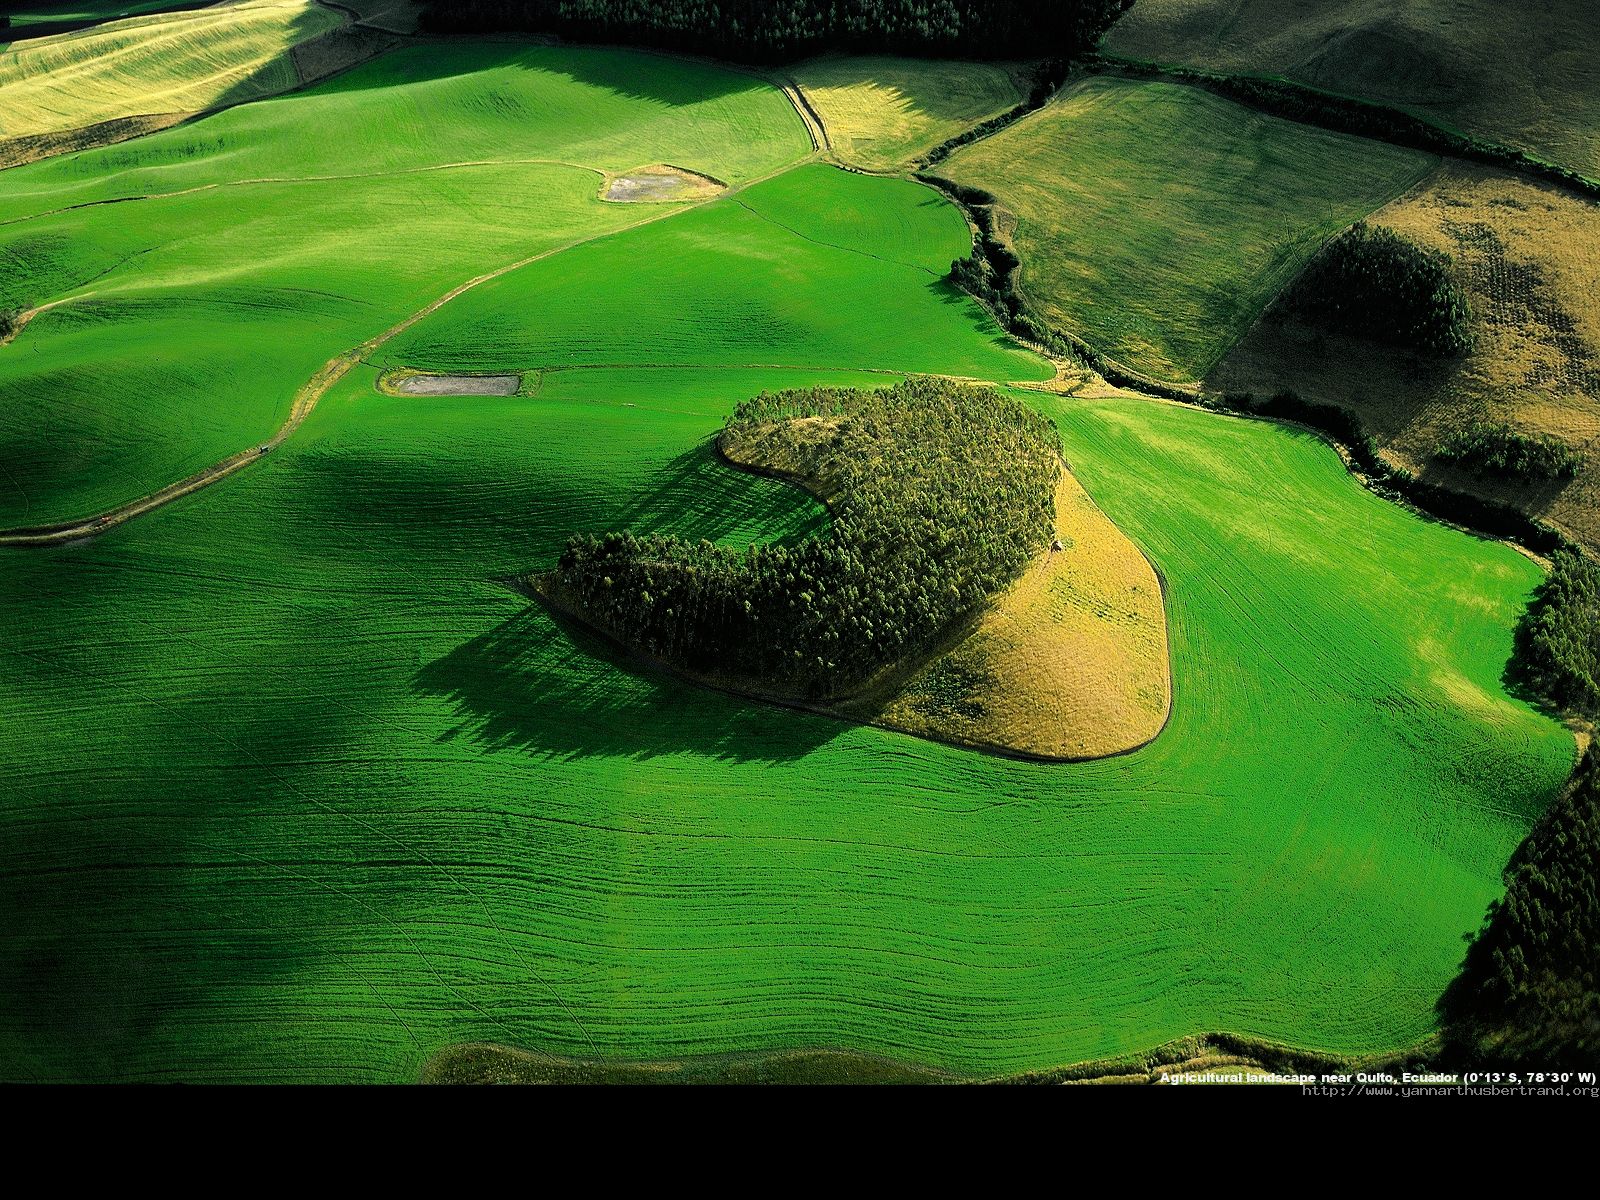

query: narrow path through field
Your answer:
[0,150,829,548]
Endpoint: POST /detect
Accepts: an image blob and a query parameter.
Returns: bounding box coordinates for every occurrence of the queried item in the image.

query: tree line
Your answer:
[1440,746,1600,1070]
[417,1,1134,63]
[1285,221,1474,356]
[543,379,1060,701]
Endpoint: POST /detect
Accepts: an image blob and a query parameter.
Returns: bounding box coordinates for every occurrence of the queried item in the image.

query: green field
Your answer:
[1104,0,1600,180]
[0,40,810,525]
[791,55,1026,170]
[939,76,1435,382]
[0,41,1577,1081]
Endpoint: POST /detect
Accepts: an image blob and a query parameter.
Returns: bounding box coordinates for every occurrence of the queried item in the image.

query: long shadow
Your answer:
[614,439,828,548]
[413,437,841,764]
[298,33,778,107]
[415,602,844,765]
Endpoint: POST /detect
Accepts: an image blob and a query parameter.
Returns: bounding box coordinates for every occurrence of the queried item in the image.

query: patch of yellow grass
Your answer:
[0,0,344,141]
[1210,161,1600,552]
[790,55,1026,171]
[867,469,1171,759]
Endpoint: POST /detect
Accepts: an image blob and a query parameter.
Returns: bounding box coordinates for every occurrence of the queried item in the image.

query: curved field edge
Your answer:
[422,1029,1440,1084]
[937,75,1438,384]
[852,469,1173,761]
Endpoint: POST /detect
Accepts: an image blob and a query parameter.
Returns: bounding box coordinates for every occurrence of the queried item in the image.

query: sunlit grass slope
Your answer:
[0,41,808,524]
[0,0,344,139]
[940,76,1435,382]
[791,55,1026,170]
[1104,0,1600,179]
[2,1,198,33]
[0,350,1570,1080]
[377,163,1041,382]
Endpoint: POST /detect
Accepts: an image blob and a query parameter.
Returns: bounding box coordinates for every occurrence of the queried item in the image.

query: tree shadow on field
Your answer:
[302,33,775,109]
[615,440,828,549]
[415,604,844,765]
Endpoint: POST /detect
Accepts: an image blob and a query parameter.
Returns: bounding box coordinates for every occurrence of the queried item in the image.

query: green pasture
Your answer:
[0,40,809,524]
[0,40,1576,1082]
[940,76,1435,382]
[1,2,199,32]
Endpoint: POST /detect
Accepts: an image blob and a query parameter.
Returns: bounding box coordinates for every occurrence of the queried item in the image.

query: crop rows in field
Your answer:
[0,38,1578,1083]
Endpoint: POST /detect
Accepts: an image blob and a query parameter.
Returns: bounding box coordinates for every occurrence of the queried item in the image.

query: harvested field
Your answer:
[389,372,521,396]
[0,0,344,141]
[790,55,1027,170]
[865,470,1171,759]
[1210,161,1600,551]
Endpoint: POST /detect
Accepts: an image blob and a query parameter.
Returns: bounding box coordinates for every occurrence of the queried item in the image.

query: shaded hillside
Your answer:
[1105,0,1600,178]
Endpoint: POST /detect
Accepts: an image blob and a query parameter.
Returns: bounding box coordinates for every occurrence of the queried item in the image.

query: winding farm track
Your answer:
[0,135,836,548]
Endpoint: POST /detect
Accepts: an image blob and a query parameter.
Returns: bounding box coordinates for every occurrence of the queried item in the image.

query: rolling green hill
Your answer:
[0,44,1576,1078]
[1104,0,1600,179]
[939,76,1434,382]
[0,40,809,526]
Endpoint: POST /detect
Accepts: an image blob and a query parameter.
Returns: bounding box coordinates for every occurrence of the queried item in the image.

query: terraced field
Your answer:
[0,33,1580,1083]
[939,76,1435,382]
[1104,0,1600,179]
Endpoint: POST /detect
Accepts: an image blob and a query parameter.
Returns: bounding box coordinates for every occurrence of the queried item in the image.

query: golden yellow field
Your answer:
[1210,162,1600,551]
[868,468,1171,759]
[791,55,1027,170]
[0,0,346,142]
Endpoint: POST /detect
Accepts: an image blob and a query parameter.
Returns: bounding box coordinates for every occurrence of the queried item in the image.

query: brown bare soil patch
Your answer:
[385,371,520,396]
[603,164,726,204]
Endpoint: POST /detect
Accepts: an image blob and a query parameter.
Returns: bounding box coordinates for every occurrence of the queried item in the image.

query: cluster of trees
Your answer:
[545,379,1060,700]
[1435,420,1581,483]
[1286,222,1474,355]
[1441,747,1600,1070]
[0,308,17,340]
[1511,549,1600,718]
[418,1,1133,62]
[1444,550,1600,1070]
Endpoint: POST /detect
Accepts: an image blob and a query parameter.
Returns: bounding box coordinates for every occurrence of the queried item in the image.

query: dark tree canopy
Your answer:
[541,379,1060,701]
[1287,221,1474,356]
[418,1,1133,62]
[1441,748,1600,1071]
[1435,421,1581,483]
